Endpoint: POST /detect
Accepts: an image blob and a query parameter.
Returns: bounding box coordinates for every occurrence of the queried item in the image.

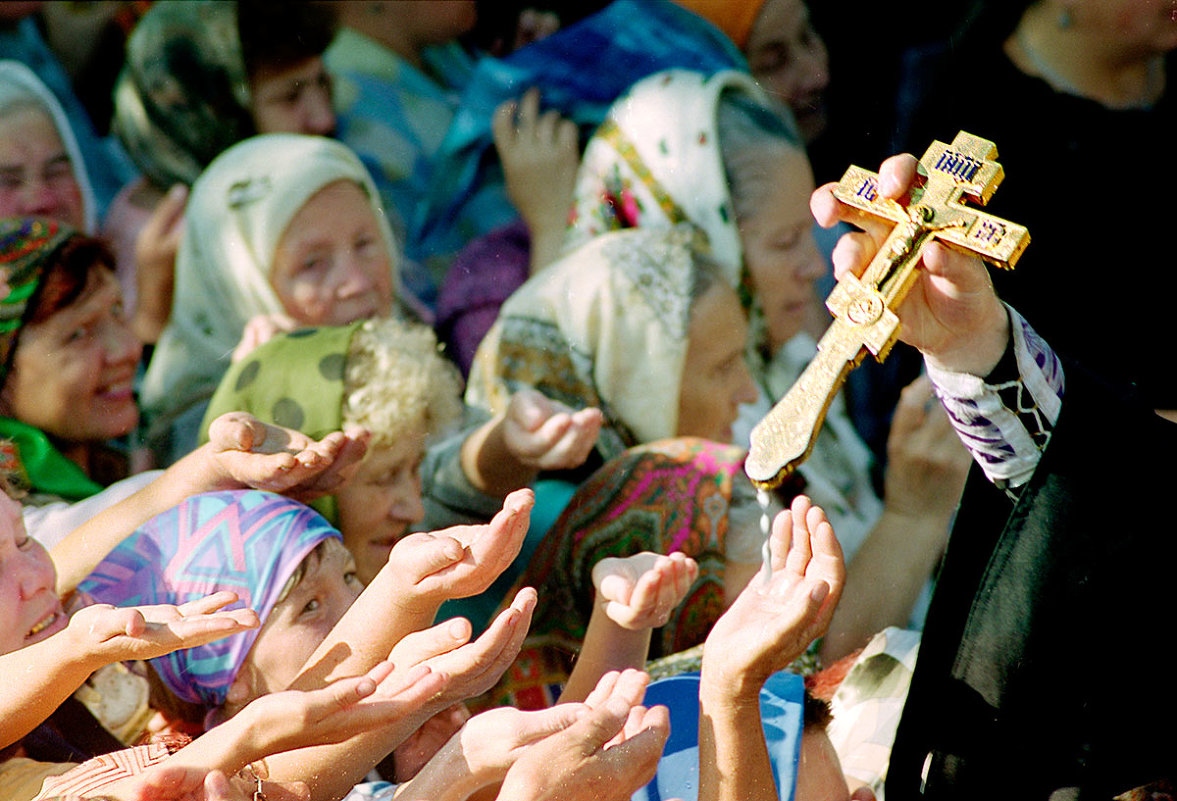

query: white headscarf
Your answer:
[0,60,97,232]
[565,68,769,284]
[467,225,705,460]
[141,133,398,437]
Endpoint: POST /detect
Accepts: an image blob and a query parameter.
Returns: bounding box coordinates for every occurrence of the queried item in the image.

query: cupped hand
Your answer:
[502,389,602,472]
[493,88,579,235]
[388,490,533,603]
[131,183,186,344]
[232,314,299,363]
[882,375,971,523]
[240,659,446,756]
[70,591,259,667]
[386,588,537,707]
[206,412,370,502]
[591,551,699,631]
[496,669,669,801]
[702,495,844,697]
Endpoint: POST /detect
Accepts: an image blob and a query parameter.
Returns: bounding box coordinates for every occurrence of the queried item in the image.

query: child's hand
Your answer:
[502,389,602,472]
[702,495,845,699]
[385,490,533,603]
[206,412,370,503]
[591,552,699,631]
[69,591,259,669]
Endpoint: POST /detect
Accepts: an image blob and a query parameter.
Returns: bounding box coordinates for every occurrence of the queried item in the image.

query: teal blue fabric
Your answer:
[435,478,577,634]
[416,0,745,283]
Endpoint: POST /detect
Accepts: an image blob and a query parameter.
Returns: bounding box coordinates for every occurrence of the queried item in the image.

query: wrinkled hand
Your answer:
[206,412,370,502]
[386,588,537,707]
[502,389,602,472]
[131,183,186,343]
[233,314,299,363]
[811,154,1009,375]
[496,669,670,801]
[493,88,579,237]
[702,495,844,698]
[386,490,533,603]
[882,375,971,522]
[591,551,699,631]
[69,591,258,669]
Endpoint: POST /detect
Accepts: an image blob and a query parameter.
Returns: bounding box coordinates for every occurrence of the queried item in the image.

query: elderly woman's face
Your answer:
[334,425,427,586]
[269,180,395,326]
[0,492,64,656]
[0,106,85,228]
[1,266,142,445]
[677,283,758,443]
[739,147,824,353]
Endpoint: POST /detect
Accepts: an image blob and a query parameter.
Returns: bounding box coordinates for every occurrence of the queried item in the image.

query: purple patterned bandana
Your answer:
[79,490,341,708]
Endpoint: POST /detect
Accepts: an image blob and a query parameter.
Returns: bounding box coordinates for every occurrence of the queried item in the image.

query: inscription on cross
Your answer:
[746,131,1030,489]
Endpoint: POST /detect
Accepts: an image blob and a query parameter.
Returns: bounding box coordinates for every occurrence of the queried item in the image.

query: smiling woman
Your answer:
[0,217,141,500]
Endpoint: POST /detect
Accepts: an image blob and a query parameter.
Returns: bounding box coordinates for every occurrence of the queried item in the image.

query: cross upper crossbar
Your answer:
[745,131,1030,489]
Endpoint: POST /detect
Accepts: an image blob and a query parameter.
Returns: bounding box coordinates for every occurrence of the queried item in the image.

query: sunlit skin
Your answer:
[0,267,142,457]
[676,284,759,443]
[796,727,854,801]
[739,147,825,352]
[0,493,66,656]
[744,0,829,141]
[334,426,428,586]
[0,106,85,228]
[250,56,336,137]
[227,539,363,706]
[269,180,395,326]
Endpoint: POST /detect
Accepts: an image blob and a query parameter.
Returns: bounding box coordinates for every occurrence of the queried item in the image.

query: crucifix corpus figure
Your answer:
[746,131,1031,490]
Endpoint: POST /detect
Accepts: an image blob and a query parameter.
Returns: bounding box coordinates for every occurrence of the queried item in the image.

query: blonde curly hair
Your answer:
[342,318,464,449]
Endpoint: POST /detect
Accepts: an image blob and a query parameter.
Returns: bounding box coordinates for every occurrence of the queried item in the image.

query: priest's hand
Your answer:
[811,154,1010,377]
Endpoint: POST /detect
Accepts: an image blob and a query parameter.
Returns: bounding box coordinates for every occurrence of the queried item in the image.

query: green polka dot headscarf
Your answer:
[200,321,363,524]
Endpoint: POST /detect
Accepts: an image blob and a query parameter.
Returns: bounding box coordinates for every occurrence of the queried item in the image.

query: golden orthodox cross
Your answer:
[746,131,1030,489]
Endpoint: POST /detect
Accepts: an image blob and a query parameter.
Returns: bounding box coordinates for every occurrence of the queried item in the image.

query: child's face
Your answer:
[334,426,427,585]
[0,492,63,655]
[235,539,363,702]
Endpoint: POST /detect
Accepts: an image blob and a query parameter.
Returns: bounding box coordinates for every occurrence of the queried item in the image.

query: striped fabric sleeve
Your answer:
[925,305,1065,493]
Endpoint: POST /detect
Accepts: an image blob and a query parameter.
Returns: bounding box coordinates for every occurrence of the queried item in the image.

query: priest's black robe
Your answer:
[886,364,1177,799]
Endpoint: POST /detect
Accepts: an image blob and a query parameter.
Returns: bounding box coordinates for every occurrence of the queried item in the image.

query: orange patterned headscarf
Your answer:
[672,0,768,49]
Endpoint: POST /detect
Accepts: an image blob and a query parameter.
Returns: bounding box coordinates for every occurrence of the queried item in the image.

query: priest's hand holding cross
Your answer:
[747,133,1029,490]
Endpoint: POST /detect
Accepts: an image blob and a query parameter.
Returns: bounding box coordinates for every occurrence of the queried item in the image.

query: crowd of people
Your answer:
[0,1,1173,800]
